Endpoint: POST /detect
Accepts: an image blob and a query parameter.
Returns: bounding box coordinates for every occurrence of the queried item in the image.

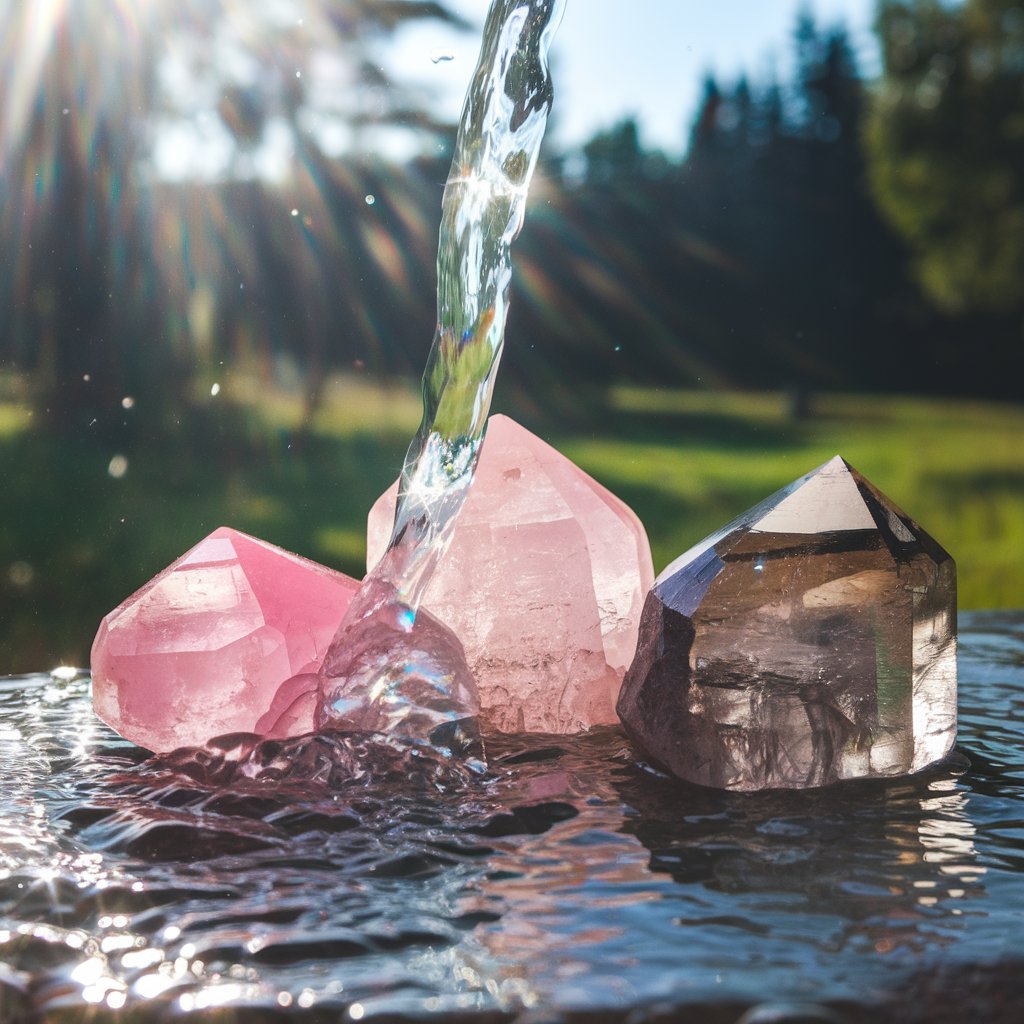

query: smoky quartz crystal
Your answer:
[617,456,957,791]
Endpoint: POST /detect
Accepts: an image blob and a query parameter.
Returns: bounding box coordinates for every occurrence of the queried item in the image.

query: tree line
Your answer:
[1,0,1021,439]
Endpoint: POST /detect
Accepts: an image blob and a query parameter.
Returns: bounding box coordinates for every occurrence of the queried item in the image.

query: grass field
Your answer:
[2,377,1022,673]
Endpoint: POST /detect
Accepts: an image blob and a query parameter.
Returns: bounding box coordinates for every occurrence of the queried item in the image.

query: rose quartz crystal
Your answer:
[367,414,655,733]
[91,527,359,752]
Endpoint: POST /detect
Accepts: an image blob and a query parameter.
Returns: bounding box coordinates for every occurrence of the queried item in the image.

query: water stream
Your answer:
[313,0,564,751]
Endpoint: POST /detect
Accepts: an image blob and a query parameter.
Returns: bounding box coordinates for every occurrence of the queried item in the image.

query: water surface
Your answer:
[0,611,1022,1022]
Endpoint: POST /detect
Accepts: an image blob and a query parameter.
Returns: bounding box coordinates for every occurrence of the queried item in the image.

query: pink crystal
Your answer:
[367,414,655,733]
[91,527,360,752]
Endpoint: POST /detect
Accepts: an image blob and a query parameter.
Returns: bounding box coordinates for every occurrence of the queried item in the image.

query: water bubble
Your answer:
[350,1004,365,1020]
[8,561,34,587]
[82,373,91,382]
[295,70,302,78]
[121,396,135,410]
[365,194,376,206]
[62,108,69,115]
[291,208,299,217]
[108,455,129,479]
[210,382,221,397]
[430,49,456,64]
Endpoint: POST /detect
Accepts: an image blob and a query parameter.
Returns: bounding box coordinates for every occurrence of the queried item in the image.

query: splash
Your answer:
[314,0,565,752]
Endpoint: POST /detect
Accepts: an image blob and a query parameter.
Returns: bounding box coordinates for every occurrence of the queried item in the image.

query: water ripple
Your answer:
[0,613,1021,1020]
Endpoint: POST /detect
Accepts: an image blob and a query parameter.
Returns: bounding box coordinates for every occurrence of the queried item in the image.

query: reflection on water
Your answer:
[0,611,1022,1020]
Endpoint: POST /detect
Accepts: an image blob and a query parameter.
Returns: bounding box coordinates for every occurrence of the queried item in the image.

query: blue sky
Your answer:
[388,0,879,157]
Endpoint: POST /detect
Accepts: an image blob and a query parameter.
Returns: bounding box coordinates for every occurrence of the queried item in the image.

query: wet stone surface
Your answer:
[1,611,1023,1023]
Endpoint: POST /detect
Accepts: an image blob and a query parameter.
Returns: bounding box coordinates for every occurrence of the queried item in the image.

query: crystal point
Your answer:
[617,457,957,791]
[91,528,360,752]
[367,415,655,733]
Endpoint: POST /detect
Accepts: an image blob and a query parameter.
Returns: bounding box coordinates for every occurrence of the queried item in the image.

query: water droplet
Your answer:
[430,49,455,64]
[210,382,221,397]
[62,108,69,115]
[291,208,299,217]
[295,70,302,78]
[82,373,91,382]
[365,194,376,205]
[8,562,33,587]
[350,1004,365,1021]
[121,396,135,410]
[107,455,129,479]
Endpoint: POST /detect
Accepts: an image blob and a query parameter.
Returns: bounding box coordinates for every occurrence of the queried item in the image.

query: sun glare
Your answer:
[0,0,163,164]
[1,0,64,158]
[0,0,468,396]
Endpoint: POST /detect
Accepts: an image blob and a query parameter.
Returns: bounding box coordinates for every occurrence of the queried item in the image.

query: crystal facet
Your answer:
[91,528,360,752]
[617,456,957,791]
[367,414,655,733]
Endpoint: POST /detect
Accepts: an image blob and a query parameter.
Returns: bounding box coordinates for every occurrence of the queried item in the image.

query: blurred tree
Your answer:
[866,0,1024,318]
[773,16,910,387]
[0,1,165,435]
[154,0,468,427]
[0,0,467,436]
[583,117,644,182]
[164,0,467,171]
[688,74,725,157]
[667,14,916,392]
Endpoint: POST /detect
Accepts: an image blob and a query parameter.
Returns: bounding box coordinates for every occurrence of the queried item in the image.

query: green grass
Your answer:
[2,380,1022,673]
[556,387,1024,609]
